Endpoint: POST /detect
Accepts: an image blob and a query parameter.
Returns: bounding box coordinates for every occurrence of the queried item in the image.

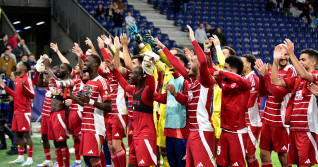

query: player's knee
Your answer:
[277,152,287,164]
[260,150,270,162]
[159,147,167,157]
[42,134,48,142]
[17,132,24,138]
[90,157,101,167]
[58,141,67,148]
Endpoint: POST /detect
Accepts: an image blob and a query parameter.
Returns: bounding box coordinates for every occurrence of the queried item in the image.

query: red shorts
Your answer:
[186,131,216,167]
[128,136,137,165]
[288,131,318,166]
[128,119,134,146]
[69,109,82,136]
[259,124,289,152]
[48,110,69,141]
[80,133,104,157]
[12,113,31,132]
[40,116,50,135]
[106,114,128,141]
[129,138,157,166]
[246,126,262,155]
[216,130,247,167]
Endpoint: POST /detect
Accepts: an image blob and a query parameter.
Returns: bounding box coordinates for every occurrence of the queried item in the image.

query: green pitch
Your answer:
[0,137,317,166]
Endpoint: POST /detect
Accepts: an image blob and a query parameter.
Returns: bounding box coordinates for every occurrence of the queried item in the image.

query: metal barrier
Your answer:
[51,0,113,53]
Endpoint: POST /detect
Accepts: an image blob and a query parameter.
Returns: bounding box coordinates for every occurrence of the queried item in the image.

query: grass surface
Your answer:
[0,137,317,166]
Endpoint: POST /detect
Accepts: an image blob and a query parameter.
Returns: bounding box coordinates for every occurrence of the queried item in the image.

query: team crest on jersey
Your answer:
[188,90,193,101]
[231,83,237,88]
[83,85,94,97]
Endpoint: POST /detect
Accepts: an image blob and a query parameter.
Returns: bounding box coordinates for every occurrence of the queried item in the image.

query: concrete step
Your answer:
[129,0,192,48]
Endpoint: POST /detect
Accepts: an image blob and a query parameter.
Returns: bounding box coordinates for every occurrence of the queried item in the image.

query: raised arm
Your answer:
[212,35,225,68]
[112,68,135,95]
[32,71,39,86]
[1,81,15,97]
[21,77,35,99]
[98,36,112,61]
[50,43,70,64]
[284,39,314,82]
[85,37,98,55]
[120,33,134,71]
[219,70,250,90]
[254,59,269,97]
[155,38,189,80]
[38,73,49,87]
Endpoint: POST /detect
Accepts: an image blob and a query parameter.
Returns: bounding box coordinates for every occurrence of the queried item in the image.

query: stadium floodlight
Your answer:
[16,30,23,33]
[24,26,31,30]
[36,21,45,25]
[13,21,21,24]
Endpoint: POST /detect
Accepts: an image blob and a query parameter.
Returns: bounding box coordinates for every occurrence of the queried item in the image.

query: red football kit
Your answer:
[5,74,35,132]
[244,71,262,156]
[212,69,250,167]
[283,71,318,166]
[79,75,110,157]
[163,40,216,167]
[113,68,157,167]
[259,65,296,153]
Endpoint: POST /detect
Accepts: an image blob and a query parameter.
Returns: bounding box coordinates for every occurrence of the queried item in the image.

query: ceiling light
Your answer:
[13,21,21,24]
[36,21,45,25]
[16,30,23,33]
[24,26,31,30]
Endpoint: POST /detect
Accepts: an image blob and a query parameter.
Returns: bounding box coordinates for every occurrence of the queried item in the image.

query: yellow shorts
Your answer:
[157,115,166,147]
[212,111,222,139]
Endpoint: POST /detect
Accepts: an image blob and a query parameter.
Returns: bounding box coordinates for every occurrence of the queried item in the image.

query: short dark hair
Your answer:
[223,46,236,56]
[22,62,31,71]
[62,63,72,73]
[225,56,244,75]
[242,54,256,70]
[89,54,101,67]
[301,49,318,65]
[175,53,189,66]
[0,33,7,39]
[132,56,143,65]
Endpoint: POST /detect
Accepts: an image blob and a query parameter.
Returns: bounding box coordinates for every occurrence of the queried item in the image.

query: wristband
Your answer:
[89,99,95,105]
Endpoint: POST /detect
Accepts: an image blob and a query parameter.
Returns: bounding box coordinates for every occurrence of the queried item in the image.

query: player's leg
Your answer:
[9,131,25,164]
[71,135,82,167]
[38,115,53,167]
[274,127,289,166]
[228,133,247,167]
[59,140,70,167]
[22,131,34,166]
[174,138,187,167]
[259,124,273,167]
[246,126,261,167]
[166,137,177,167]
[191,131,215,167]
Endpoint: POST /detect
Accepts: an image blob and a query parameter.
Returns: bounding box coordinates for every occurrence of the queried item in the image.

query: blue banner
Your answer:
[31,88,46,121]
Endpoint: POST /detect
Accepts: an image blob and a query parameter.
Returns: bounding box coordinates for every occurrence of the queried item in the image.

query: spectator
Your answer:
[12,39,28,63]
[28,54,36,79]
[113,8,124,37]
[114,0,126,13]
[21,55,28,62]
[265,0,276,11]
[283,0,293,18]
[299,0,312,23]
[215,28,226,46]
[183,0,189,14]
[125,11,136,40]
[95,3,105,22]
[277,0,282,8]
[7,32,19,49]
[105,4,115,21]
[0,33,8,54]
[205,25,214,38]
[194,23,208,49]
[0,48,16,78]
[1,46,17,64]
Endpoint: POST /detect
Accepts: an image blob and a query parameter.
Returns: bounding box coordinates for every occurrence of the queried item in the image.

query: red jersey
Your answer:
[70,71,84,113]
[81,75,111,136]
[128,94,133,120]
[98,68,128,116]
[260,65,296,127]
[163,40,215,132]
[41,88,52,117]
[113,69,156,140]
[244,71,262,127]
[5,74,35,114]
[283,71,318,133]
[216,70,251,131]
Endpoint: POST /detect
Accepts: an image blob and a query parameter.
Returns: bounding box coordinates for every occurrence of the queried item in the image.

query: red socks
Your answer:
[18,146,24,156]
[74,138,81,161]
[55,147,63,166]
[262,161,273,167]
[247,156,259,167]
[61,147,70,167]
[44,149,51,160]
[116,149,126,167]
[111,153,119,167]
[100,151,106,167]
[27,146,33,158]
